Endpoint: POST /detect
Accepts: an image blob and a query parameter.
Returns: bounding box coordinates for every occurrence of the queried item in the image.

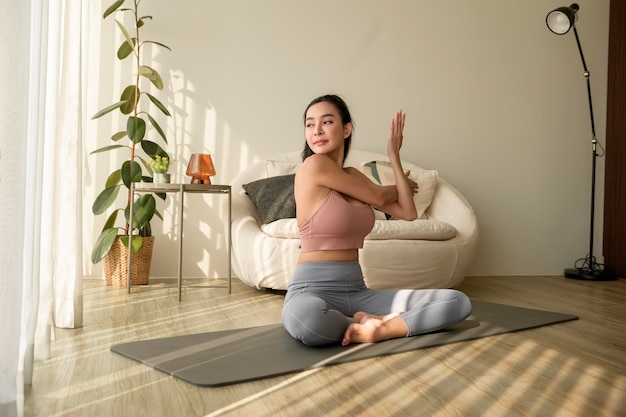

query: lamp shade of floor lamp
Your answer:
[546,3,616,281]
[186,153,216,184]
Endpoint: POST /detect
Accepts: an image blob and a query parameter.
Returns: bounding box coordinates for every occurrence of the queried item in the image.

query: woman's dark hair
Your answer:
[301,94,353,164]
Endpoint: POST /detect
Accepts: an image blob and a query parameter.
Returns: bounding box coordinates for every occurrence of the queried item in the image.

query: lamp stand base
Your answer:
[189,178,212,184]
[564,268,618,281]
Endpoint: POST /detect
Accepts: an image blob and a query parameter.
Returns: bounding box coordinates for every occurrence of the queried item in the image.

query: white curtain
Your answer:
[0,1,86,416]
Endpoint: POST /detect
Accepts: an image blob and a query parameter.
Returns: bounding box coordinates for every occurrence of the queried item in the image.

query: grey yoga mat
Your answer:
[111,300,578,387]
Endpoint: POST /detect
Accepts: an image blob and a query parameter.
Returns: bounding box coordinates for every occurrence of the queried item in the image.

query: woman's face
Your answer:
[304,101,351,156]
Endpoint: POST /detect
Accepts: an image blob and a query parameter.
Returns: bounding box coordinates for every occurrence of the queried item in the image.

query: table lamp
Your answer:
[186,153,216,184]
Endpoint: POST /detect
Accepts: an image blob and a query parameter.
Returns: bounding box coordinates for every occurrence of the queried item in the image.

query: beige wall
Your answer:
[84,0,610,279]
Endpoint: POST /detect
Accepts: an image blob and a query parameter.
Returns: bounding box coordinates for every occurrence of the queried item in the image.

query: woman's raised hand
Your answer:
[387,110,406,160]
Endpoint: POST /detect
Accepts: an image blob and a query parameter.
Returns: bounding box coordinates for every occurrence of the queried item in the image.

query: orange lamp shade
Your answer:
[186,153,216,184]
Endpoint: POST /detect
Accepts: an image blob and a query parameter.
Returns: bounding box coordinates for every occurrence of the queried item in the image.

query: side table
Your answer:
[128,182,232,300]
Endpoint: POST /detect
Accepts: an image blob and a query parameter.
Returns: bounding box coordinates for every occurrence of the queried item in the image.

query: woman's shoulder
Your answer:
[296,155,323,184]
[299,154,333,173]
[302,153,327,166]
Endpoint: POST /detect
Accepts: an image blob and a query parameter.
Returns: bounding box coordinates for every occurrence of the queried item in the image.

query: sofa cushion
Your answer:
[242,174,296,224]
[359,161,438,218]
[266,159,301,176]
[261,218,457,241]
[366,219,456,240]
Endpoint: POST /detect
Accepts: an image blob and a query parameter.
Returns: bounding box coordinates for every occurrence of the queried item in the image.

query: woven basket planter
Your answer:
[104,236,155,287]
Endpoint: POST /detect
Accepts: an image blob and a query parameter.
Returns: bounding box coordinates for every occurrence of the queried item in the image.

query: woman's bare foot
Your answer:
[342,316,409,346]
[352,311,382,323]
[342,319,383,346]
[353,311,404,324]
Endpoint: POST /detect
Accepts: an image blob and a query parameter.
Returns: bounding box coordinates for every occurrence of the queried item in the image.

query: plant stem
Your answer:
[125,0,141,236]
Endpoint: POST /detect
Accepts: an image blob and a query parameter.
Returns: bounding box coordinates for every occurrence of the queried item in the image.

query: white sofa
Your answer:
[230,149,478,291]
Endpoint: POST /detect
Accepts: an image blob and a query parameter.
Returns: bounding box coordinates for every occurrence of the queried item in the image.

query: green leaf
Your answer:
[121,160,142,188]
[90,144,128,155]
[117,38,136,59]
[119,235,143,253]
[92,100,126,119]
[105,169,122,188]
[127,116,146,143]
[145,92,171,116]
[136,194,156,227]
[93,185,121,215]
[143,40,171,52]
[140,140,167,159]
[103,0,125,19]
[91,228,120,264]
[147,114,168,144]
[114,19,135,52]
[102,210,120,231]
[120,85,138,115]
[111,131,127,141]
[139,222,152,237]
[138,66,156,81]
[125,194,156,230]
[131,235,143,251]
[139,65,164,90]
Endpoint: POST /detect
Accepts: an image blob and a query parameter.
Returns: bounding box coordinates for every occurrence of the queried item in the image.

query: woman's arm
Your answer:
[365,111,417,220]
[298,155,396,208]
[383,111,417,220]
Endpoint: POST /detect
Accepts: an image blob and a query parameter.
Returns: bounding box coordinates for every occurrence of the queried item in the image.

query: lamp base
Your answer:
[189,177,212,184]
[564,267,618,281]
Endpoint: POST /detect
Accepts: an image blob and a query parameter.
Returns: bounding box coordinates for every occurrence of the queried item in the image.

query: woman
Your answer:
[281,94,472,346]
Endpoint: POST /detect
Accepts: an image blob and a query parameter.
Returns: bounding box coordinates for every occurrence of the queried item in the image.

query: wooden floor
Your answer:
[24,275,626,417]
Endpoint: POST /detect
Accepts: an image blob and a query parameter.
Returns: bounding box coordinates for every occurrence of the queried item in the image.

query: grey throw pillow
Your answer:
[242,174,296,224]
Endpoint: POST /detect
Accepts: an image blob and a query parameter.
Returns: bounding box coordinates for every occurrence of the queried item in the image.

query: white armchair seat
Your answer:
[230,150,478,290]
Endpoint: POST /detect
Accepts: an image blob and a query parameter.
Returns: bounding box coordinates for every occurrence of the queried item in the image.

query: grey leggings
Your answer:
[281,261,472,346]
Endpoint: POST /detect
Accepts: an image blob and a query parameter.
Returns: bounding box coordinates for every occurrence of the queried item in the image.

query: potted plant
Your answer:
[90,0,172,286]
[150,155,175,183]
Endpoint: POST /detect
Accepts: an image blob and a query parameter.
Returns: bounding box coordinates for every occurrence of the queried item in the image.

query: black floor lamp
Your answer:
[545,3,616,281]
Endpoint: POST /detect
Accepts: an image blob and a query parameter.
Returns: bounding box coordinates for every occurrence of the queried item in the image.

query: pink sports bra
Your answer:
[299,189,375,252]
